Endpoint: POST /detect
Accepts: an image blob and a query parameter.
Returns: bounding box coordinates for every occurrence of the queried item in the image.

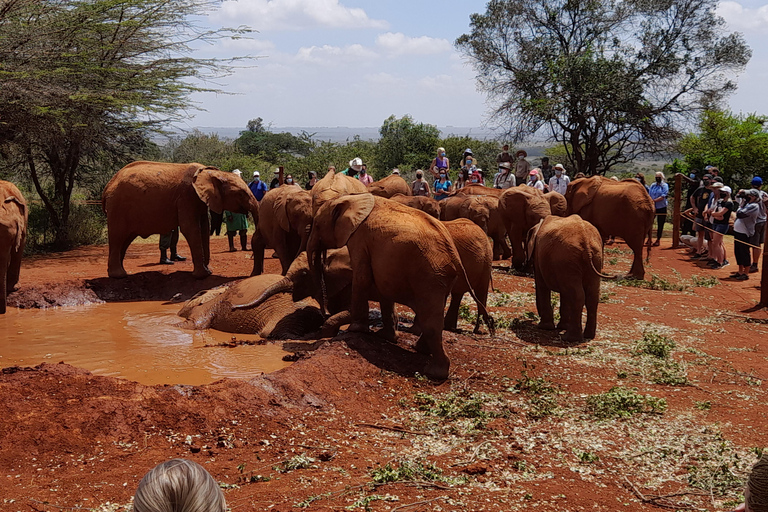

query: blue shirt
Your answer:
[649,182,668,209]
[248,179,268,201]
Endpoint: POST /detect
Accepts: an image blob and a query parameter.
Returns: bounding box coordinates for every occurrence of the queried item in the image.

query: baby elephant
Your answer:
[177,275,324,339]
[526,215,607,342]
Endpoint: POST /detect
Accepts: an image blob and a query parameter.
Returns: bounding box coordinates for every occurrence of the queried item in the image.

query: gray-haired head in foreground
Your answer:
[133,459,226,512]
[747,453,768,512]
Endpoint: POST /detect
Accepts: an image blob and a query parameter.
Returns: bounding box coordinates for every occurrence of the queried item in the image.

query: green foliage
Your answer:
[413,392,488,420]
[586,386,667,419]
[691,275,720,288]
[687,436,747,495]
[0,0,249,248]
[456,0,751,175]
[510,363,560,418]
[634,331,676,359]
[677,110,768,187]
[274,454,316,473]
[370,459,460,485]
[574,450,600,463]
[345,494,398,511]
[376,115,440,173]
[235,118,313,162]
[695,401,712,410]
[651,359,689,386]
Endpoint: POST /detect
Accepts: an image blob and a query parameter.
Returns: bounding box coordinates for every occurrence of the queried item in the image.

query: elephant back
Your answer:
[368,175,411,198]
[544,191,567,216]
[389,194,440,219]
[311,170,369,214]
[455,184,504,198]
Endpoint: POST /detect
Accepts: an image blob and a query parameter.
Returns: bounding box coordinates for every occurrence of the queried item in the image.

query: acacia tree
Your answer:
[456,0,751,175]
[0,0,249,248]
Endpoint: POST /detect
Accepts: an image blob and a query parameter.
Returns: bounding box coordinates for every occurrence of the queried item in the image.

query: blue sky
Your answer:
[183,0,768,131]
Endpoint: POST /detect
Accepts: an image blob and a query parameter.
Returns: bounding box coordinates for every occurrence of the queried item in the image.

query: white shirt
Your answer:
[548,174,570,195]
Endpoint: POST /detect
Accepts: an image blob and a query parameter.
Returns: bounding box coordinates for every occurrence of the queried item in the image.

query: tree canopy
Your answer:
[677,110,768,186]
[456,0,751,175]
[0,0,249,247]
[376,115,441,172]
[235,118,313,163]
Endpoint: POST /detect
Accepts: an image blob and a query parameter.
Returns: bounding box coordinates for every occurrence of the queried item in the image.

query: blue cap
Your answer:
[752,176,763,186]
[689,173,696,179]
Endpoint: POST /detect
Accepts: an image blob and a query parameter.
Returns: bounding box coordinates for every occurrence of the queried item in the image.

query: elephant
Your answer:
[102,161,259,279]
[441,219,493,334]
[564,176,654,279]
[251,185,312,276]
[307,194,487,380]
[367,175,411,198]
[525,215,606,342]
[544,191,567,216]
[310,169,369,215]
[389,194,440,219]
[1,181,27,314]
[498,187,552,271]
[441,195,511,261]
[454,184,504,198]
[177,274,324,338]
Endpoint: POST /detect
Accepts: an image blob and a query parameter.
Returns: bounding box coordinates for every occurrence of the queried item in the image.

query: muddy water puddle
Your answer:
[0,302,291,385]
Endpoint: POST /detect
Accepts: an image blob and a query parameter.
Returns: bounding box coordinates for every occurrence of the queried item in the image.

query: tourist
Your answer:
[649,172,669,247]
[433,169,452,201]
[548,164,570,195]
[705,185,733,269]
[728,452,768,512]
[514,150,531,185]
[731,189,761,281]
[493,161,516,189]
[411,170,430,196]
[341,158,363,178]
[247,170,267,201]
[305,170,318,190]
[358,164,374,186]
[749,176,768,273]
[429,147,450,179]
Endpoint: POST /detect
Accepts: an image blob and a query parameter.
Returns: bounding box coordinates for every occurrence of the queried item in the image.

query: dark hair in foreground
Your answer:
[748,454,768,512]
[133,459,226,512]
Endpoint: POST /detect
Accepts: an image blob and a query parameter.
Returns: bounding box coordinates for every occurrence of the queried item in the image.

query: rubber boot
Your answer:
[240,232,248,251]
[228,233,237,252]
[159,249,173,265]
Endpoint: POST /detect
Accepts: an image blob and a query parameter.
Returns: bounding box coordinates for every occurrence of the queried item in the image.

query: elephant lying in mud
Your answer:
[177,275,324,339]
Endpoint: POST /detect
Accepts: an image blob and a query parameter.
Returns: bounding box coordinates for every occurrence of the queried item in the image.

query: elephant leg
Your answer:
[417,298,451,380]
[107,229,134,279]
[347,261,373,333]
[7,242,24,293]
[473,275,491,335]
[535,273,556,330]
[583,279,600,340]
[378,300,397,343]
[319,310,352,338]
[510,228,526,271]
[0,251,8,314]
[179,216,211,279]
[250,231,267,276]
[492,239,502,261]
[561,288,585,342]
[200,214,210,265]
[443,290,463,332]
[627,236,646,280]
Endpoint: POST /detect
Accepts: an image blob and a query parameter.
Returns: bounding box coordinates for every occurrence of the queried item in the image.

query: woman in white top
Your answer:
[527,169,545,191]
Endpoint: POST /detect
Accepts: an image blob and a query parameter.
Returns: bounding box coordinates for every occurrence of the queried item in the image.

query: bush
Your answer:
[586,386,667,419]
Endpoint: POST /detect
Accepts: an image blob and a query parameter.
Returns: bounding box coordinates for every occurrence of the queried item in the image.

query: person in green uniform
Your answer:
[224,169,249,252]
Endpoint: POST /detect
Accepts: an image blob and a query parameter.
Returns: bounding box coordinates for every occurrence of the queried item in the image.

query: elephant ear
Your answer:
[332,194,375,247]
[525,219,545,266]
[4,196,26,251]
[192,167,225,213]
[570,177,602,214]
[273,189,292,232]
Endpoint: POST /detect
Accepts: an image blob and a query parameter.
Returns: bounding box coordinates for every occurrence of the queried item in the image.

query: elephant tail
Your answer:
[456,261,495,336]
[231,277,293,311]
[589,257,618,280]
[101,194,108,215]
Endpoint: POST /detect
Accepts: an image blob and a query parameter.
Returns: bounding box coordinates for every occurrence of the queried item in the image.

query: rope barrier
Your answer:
[680,212,762,250]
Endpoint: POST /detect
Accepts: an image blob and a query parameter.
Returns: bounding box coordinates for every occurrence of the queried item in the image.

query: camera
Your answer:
[736,191,747,199]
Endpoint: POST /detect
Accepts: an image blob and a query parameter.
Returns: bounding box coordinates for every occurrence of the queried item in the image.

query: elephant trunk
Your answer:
[230,277,294,311]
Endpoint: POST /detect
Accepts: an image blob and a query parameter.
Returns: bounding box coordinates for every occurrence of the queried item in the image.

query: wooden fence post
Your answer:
[672,173,682,248]
[760,234,768,307]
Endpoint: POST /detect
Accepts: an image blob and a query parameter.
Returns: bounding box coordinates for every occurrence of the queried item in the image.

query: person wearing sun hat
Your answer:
[748,176,768,272]
[514,149,531,185]
[548,164,570,195]
[341,157,363,178]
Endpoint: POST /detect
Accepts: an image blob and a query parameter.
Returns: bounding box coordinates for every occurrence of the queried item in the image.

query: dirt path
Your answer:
[1,236,767,511]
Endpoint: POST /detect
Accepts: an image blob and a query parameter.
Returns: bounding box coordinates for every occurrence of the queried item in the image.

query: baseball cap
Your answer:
[721,186,732,194]
[752,176,763,186]
[253,171,260,177]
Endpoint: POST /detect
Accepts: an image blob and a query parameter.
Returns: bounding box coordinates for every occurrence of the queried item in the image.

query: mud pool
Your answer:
[0,301,291,385]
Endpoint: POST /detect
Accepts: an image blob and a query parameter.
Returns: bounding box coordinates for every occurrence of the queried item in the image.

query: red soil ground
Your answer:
[2,235,767,511]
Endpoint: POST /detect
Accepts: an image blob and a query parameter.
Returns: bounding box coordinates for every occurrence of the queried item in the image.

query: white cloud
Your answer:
[295,44,377,65]
[375,32,452,56]
[716,2,768,32]
[216,0,388,31]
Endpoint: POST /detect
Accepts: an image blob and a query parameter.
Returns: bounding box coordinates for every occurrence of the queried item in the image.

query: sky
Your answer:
[182,0,768,132]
